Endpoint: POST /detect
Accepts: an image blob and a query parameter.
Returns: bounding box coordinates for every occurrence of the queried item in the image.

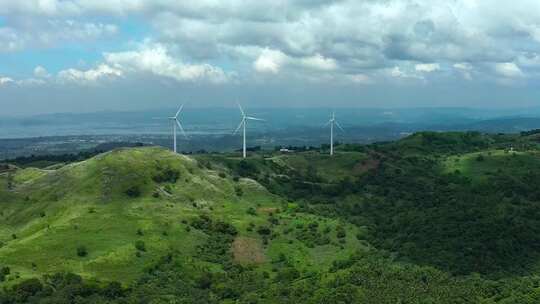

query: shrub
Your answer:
[125,185,141,198]
[214,221,238,236]
[257,226,271,236]
[218,172,226,178]
[103,281,125,299]
[135,240,146,252]
[153,168,180,183]
[236,160,259,177]
[11,278,43,302]
[336,226,346,239]
[247,207,257,216]
[235,187,243,197]
[1,266,10,275]
[76,246,87,257]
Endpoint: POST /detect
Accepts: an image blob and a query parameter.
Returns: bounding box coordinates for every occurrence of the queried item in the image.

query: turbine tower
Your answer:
[168,105,187,153]
[233,103,264,158]
[325,111,344,156]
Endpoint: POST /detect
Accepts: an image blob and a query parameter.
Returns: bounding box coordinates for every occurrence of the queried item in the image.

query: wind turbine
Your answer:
[167,105,187,153]
[324,111,344,156]
[233,103,264,158]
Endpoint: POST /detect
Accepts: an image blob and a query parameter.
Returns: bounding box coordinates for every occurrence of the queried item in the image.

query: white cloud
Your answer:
[58,64,123,84]
[390,67,405,78]
[253,48,288,74]
[104,44,231,83]
[453,62,473,80]
[0,19,118,52]
[300,54,338,71]
[0,77,13,85]
[388,66,424,80]
[4,0,540,85]
[348,74,372,84]
[453,63,472,70]
[494,62,524,78]
[16,78,46,86]
[34,66,50,78]
[415,63,440,73]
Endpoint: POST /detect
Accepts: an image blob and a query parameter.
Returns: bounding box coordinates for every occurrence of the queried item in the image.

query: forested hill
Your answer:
[1,131,540,303]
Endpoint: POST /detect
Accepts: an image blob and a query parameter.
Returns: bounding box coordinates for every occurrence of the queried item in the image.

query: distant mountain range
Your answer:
[1,107,540,159]
[2,107,540,139]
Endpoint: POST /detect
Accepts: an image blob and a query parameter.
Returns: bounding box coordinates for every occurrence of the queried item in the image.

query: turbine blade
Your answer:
[323,120,331,127]
[335,120,345,132]
[176,119,188,139]
[233,119,244,135]
[237,102,245,116]
[175,104,184,118]
[246,116,265,121]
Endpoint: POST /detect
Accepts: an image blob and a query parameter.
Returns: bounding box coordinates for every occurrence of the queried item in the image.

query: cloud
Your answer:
[348,73,372,85]
[3,0,540,88]
[415,63,440,73]
[300,54,338,71]
[453,63,472,70]
[253,48,287,74]
[494,62,524,78]
[389,66,423,80]
[34,66,50,78]
[0,77,13,85]
[104,44,231,83]
[453,62,473,80]
[57,64,123,84]
[0,18,118,52]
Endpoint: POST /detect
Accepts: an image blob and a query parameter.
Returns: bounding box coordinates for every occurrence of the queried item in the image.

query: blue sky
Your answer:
[1,0,540,115]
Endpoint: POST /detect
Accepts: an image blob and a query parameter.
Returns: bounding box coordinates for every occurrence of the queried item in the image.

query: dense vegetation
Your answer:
[1,132,540,303]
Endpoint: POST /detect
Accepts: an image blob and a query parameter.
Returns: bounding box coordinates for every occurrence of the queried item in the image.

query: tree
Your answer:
[77,246,87,257]
[135,240,146,252]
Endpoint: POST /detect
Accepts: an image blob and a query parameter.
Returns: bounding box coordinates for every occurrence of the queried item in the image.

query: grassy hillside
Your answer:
[0,147,363,286]
[1,133,540,303]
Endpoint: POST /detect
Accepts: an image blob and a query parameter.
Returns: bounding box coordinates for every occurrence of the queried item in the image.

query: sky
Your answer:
[1,0,540,115]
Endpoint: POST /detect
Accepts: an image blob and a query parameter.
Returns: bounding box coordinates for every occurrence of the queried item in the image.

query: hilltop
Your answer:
[1,132,540,303]
[0,148,363,288]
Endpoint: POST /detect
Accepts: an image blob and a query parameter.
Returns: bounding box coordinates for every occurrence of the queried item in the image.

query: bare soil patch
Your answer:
[354,158,380,174]
[257,207,278,214]
[232,237,265,265]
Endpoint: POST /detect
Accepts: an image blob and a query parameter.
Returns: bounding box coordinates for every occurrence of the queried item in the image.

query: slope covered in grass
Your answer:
[2,134,540,303]
[0,147,364,287]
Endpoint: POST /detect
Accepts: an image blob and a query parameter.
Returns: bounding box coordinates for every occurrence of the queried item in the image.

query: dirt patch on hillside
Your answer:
[232,237,265,265]
[257,207,278,214]
[354,158,380,174]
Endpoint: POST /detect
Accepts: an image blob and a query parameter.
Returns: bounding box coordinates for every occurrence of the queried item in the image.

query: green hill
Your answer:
[0,147,363,286]
[1,134,540,303]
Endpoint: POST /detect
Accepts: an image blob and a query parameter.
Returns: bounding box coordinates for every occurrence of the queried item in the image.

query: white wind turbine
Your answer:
[324,111,344,156]
[233,103,264,158]
[166,105,187,153]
